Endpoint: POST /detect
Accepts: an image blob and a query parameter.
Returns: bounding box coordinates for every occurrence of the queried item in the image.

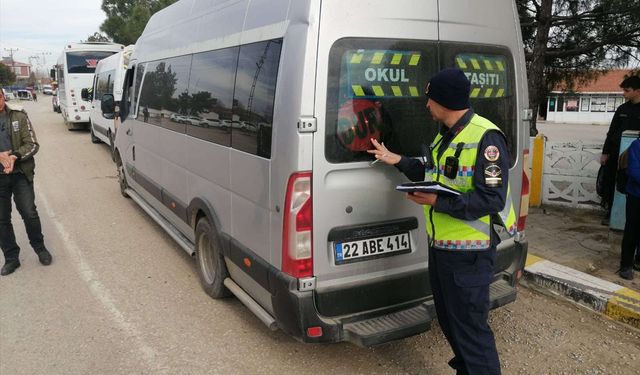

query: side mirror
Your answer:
[50,68,55,79]
[81,88,91,101]
[101,94,115,120]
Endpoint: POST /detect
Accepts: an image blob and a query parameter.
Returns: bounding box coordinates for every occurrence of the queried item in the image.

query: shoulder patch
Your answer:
[484,145,500,162]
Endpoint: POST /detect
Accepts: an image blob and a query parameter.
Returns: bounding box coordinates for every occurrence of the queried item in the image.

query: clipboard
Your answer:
[395,181,461,197]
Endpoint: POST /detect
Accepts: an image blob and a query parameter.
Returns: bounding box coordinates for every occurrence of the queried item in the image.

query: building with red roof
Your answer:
[0,57,32,80]
[545,69,634,124]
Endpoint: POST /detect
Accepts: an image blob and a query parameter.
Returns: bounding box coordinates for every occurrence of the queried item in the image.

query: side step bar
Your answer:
[125,188,195,256]
[343,279,517,347]
[224,278,278,331]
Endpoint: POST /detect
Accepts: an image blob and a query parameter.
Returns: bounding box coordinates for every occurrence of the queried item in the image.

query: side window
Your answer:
[131,64,146,118]
[441,46,517,165]
[232,39,282,158]
[186,47,239,146]
[138,55,192,132]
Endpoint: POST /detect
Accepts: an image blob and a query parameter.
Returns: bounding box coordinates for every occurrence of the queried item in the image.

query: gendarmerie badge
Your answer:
[484,164,502,187]
[484,145,500,162]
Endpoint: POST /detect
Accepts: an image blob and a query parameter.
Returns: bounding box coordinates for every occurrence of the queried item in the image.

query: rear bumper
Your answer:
[269,238,528,346]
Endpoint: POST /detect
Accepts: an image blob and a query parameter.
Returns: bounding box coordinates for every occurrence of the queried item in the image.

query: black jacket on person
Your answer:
[603,101,640,158]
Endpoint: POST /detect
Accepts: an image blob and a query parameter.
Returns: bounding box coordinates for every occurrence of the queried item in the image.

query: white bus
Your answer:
[56,42,124,129]
[87,45,134,149]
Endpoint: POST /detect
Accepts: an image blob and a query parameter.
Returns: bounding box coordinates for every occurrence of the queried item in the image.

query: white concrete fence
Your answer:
[537,138,602,209]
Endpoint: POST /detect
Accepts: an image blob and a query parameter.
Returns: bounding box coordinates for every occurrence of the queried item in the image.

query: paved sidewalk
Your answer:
[523,206,640,329]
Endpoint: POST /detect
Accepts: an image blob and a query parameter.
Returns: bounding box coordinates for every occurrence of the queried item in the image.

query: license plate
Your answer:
[335,232,411,264]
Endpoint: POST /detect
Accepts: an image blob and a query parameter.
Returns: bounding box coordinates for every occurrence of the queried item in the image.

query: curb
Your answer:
[522,254,640,329]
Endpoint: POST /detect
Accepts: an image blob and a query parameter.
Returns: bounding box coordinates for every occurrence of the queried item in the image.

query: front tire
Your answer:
[115,152,129,198]
[90,123,101,143]
[195,217,231,299]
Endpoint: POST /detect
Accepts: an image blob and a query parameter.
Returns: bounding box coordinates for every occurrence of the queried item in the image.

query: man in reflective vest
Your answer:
[369,68,515,375]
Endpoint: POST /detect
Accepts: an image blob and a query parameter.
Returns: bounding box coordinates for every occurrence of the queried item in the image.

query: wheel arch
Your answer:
[188,198,229,255]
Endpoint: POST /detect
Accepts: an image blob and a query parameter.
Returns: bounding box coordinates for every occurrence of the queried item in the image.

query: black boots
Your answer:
[1,248,52,276]
[1,260,21,276]
[36,248,52,266]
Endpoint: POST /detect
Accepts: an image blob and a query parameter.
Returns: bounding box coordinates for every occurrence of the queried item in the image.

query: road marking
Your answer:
[38,192,166,372]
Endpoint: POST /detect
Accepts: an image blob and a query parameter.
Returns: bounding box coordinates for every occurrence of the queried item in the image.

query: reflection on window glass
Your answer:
[186,47,239,146]
[233,39,282,158]
[66,51,117,74]
[614,96,624,109]
[548,98,556,112]
[138,55,192,130]
[556,97,564,112]
[591,97,606,112]
[565,97,579,112]
[326,39,438,163]
[580,97,590,112]
[606,97,616,112]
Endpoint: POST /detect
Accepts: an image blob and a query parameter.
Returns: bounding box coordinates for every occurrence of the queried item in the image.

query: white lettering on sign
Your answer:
[464,72,501,86]
[364,68,410,83]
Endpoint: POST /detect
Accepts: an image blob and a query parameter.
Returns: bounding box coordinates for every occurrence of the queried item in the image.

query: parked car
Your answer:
[2,88,16,100]
[170,113,187,123]
[17,89,32,100]
[185,116,206,126]
[52,90,60,112]
[42,84,53,95]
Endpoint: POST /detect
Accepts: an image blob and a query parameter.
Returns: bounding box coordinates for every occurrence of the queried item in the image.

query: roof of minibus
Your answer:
[62,42,125,52]
[131,0,294,63]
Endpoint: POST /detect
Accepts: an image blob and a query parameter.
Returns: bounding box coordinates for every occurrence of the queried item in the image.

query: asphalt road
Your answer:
[1,99,639,374]
[537,121,608,144]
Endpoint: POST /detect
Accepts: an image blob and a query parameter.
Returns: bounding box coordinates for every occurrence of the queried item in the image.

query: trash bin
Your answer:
[610,130,640,230]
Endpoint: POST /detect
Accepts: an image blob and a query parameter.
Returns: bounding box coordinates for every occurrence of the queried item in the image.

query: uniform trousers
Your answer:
[621,194,640,270]
[0,173,45,262]
[429,246,501,375]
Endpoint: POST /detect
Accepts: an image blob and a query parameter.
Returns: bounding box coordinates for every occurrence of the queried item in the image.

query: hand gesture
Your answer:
[367,139,402,165]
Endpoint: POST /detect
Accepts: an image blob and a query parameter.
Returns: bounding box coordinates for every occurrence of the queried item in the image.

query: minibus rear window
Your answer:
[66,51,117,74]
[326,40,518,166]
[325,38,439,163]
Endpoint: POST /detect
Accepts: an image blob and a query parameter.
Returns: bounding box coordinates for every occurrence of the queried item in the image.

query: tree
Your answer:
[0,63,16,85]
[85,32,111,43]
[99,0,177,45]
[517,0,640,135]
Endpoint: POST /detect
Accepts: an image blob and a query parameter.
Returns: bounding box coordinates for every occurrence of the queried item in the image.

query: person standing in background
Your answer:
[618,135,640,280]
[600,76,640,225]
[0,86,52,276]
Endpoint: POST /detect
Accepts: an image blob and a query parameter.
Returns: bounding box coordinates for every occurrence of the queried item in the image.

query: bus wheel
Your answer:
[115,152,129,198]
[195,217,231,299]
[90,123,101,144]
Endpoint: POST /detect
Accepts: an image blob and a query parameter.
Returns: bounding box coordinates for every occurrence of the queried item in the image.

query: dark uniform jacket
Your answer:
[603,101,640,158]
[1,103,39,181]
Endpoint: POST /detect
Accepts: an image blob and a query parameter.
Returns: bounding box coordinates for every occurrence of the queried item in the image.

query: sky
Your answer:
[0,0,106,74]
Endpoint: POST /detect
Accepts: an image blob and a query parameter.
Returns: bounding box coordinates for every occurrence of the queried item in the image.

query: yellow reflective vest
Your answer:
[425,114,517,250]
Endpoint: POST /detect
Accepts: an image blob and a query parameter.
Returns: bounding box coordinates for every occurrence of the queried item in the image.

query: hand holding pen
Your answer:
[367,139,401,166]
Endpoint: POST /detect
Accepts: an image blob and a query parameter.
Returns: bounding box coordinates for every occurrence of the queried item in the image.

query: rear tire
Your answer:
[195,217,231,299]
[115,152,129,198]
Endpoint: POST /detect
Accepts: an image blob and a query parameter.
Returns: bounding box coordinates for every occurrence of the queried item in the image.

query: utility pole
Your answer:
[3,47,19,76]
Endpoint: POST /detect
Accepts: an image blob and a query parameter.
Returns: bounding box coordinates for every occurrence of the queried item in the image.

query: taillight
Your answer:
[282,172,313,278]
[517,148,530,232]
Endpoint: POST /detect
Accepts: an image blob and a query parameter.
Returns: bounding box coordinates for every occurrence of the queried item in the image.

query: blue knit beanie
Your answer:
[425,68,471,110]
